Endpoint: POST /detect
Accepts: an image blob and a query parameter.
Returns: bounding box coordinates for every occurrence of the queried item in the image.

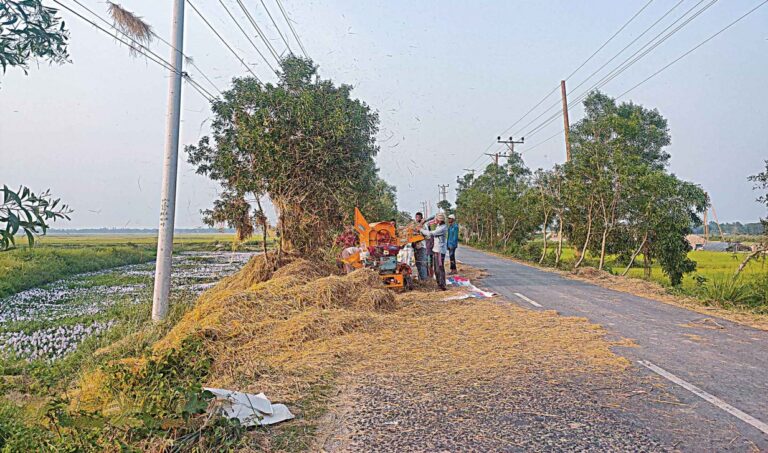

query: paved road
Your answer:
[460,247,768,451]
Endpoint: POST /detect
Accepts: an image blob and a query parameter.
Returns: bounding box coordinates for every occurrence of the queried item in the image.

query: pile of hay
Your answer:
[72,254,399,412]
[69,252,633,451]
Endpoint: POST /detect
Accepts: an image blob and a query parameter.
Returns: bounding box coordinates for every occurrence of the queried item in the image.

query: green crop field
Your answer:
[550,247,766,290]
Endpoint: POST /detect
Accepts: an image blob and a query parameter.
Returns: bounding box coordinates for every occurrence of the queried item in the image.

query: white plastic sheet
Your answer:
[443,276,496,300]
[204,387,294,427]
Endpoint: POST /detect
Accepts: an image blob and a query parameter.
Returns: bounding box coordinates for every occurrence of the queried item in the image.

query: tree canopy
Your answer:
[456,91,707,285]
[188,56,390,254]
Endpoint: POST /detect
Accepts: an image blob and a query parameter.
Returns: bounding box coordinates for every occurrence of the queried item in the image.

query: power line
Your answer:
[53,0,215,101]
[69,0,223,96]
[466,0,655,171]
[217,0,279,74]
[523,0,720,140]
[617,0,768,99]
[259,0,293,54]
[563,0,655,81]
[514,0,709,139]
[274,0,309,58]
[232,0,281,62]
[523,0,768,157]
[186,0,263,82]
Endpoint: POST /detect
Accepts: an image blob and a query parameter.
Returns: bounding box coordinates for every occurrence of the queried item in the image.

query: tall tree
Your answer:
[1,1,71,249]
[187,56,382,255]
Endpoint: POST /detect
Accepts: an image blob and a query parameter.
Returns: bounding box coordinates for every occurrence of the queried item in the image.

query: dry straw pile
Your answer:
[71,253,629,433]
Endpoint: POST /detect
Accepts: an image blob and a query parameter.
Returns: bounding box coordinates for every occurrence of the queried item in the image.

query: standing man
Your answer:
[447,214,459,274]
[421,213,447,290]
[411,212,429,281]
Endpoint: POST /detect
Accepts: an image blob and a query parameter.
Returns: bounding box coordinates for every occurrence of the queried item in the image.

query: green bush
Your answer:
[699,276,755,306]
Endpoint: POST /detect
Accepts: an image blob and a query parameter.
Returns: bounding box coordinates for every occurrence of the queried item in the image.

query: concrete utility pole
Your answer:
[561,80,572,161]
[152,0,185,322]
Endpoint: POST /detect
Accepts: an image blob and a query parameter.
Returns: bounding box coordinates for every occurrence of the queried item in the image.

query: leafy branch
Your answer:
[1,185,72,251]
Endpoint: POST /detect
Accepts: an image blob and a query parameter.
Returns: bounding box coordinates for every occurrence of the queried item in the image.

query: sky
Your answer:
[1,0,767,228]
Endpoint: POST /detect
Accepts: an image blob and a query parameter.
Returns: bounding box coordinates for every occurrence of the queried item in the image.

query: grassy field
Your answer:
[0,236,257,451]
[551,247,766,291]
[0,233,265,298]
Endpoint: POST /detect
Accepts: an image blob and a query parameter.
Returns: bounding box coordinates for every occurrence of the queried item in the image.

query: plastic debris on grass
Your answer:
[443,275,496,300]
[205,388,294,426]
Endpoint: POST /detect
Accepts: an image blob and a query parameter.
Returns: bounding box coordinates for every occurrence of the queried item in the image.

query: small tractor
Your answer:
[341,208,424,290]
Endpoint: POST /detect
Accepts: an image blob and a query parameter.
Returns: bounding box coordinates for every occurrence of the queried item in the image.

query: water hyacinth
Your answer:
[0,321,116,361]
[0,251,254,362]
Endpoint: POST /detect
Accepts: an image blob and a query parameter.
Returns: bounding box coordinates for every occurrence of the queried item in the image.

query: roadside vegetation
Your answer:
[1,49,407,449]
[456,92,767,313]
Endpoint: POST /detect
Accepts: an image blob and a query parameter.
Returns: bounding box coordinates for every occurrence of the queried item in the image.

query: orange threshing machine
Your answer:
[342,208,424,289]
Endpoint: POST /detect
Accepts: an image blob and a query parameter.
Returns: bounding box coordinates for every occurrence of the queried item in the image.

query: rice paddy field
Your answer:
[0,234,261,449]
[553,247,767,291]
[0,233,264,298]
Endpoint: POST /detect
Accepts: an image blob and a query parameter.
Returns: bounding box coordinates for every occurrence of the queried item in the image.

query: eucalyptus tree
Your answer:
[187,56,382,255]
[455,158,536,249]
[1,2,71,250]
[0,0,69,77]
[1,186,71,251]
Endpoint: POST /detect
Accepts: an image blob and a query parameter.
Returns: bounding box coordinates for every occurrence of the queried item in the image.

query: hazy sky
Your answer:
[1,0,767,228]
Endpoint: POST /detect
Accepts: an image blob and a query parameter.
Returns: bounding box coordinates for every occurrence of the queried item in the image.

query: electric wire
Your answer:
[232,0,281,62]
[186,0,263,82]
[466,0,656,170]
[53,0,215,102]
[523,0,768,156]
[69,0,223,96]
[259,0,293,53]
[217,0,279,73]
[563,0,655,82]
[521,0,720,140]
[274,0,309,58]
[616,0,768,99]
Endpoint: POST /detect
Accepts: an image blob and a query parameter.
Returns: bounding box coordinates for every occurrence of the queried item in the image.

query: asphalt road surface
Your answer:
[460,247,768,451]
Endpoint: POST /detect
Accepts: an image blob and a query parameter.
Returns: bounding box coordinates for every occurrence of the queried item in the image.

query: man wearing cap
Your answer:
[420,213,448,290]
[446,214,459,274]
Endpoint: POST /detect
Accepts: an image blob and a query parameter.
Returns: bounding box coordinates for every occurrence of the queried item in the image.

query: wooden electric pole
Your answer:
[561,80,572,161]
[484,152,508,165]
[497,136,524,155]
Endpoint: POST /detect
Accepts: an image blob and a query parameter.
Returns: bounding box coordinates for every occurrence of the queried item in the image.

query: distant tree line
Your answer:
[457,91,708,286]
[691,222,764,236]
